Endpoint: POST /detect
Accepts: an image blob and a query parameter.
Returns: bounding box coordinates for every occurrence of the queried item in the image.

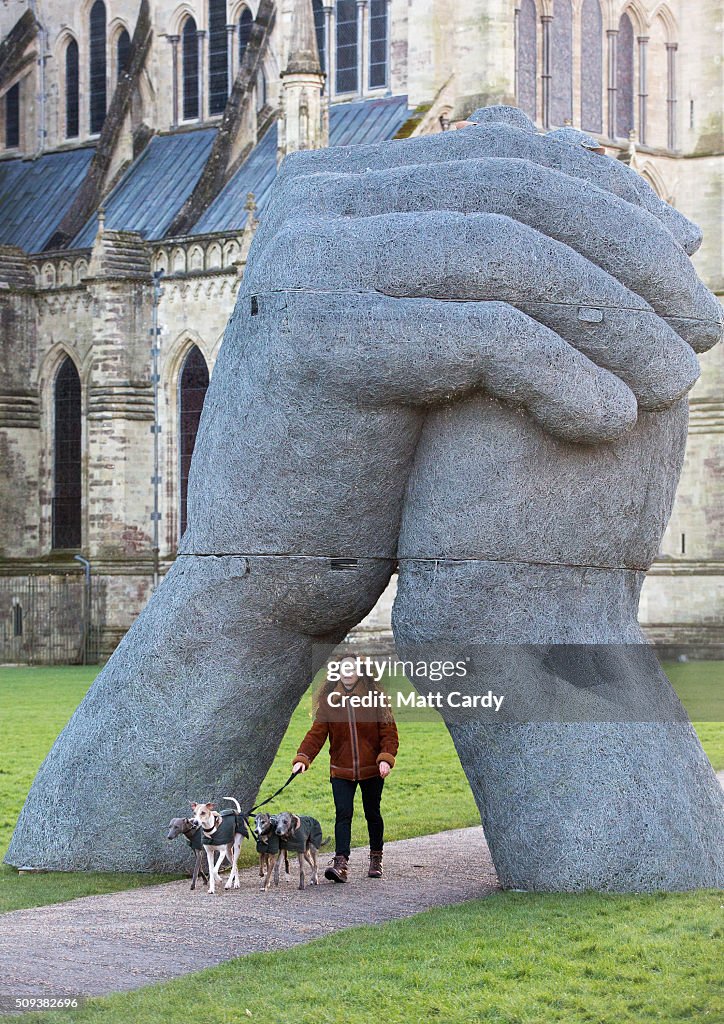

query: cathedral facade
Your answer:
[0,0,721,661]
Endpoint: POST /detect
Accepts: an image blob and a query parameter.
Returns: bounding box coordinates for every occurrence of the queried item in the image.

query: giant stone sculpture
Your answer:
[7,107,724,890]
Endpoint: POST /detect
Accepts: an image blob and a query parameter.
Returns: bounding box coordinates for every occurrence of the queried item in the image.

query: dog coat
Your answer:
[203,809,247,846]
[255,831,281,855]
[281,815,323,853]
[185,827,204,851]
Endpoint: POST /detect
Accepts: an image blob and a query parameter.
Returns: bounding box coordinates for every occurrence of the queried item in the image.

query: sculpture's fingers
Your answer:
[285,290,637,444]
[276,114,701,254]
[247,211,700,409]
[260,159,721,354]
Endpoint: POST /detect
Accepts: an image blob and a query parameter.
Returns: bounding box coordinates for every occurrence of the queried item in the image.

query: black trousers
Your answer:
[331,775,385,858]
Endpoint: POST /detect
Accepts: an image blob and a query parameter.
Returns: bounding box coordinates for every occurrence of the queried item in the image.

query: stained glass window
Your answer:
[336,0,358,94]
[5,82,20,148]
[369,0,388,89]
[52,357,82,550]
[208,0,229,115]
[65,40,79,138]
[182,18,199,120]
[117,29,131,81]
[179,347,209,539]
[89,1,107,134]
[313,0,326,72]
[239,6,253,65]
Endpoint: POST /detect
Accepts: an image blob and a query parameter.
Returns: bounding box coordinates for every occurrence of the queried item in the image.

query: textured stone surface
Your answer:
[7,108,723,889]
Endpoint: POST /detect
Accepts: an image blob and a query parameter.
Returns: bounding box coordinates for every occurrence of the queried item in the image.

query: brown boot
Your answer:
[324,855,349,883]
[368,850,383,878]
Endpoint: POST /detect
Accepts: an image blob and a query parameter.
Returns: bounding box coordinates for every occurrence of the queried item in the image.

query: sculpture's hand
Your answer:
[9,107,721,881]
[386,110,724,891]
[248,105,721,434]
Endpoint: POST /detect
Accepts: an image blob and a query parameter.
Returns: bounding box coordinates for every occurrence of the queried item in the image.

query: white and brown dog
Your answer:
[190,797,247,895]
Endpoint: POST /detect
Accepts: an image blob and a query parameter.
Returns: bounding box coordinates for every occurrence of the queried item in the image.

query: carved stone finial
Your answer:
[283,0,322,76]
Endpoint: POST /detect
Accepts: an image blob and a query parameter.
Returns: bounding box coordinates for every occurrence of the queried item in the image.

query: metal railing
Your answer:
[0,575,104,665]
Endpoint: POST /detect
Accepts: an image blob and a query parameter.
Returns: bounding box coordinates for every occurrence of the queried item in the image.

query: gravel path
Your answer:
[0,828,498,1000]
[3,775,722,1002]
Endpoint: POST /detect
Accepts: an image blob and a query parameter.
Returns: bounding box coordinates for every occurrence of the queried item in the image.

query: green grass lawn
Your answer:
[0,662,721,915]
[15,890,723,1024]
[0,666,481,913]
[1,662,722,1024]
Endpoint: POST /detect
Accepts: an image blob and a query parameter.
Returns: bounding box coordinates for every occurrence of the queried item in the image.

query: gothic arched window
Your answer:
[5,82,20,148]
[517,0,537,121]
[238,6,253,65]
[179,346,209,539]
[53,357,82,550]
[369,0,388,89]
[336,0,358,94]
[312,0,326,72]
[116,29,131,81]
[616,12,635,138]
[89,0,107,134]
[580,0,603,132]
[182,17,199,121]
[551,0,572,125]
[208,0,229,115]
[65,40,80,138]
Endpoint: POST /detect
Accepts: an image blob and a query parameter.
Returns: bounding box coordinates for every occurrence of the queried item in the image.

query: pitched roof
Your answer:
[0,147,94,252]
[71,128,216,248]
[0,95,412,253]
[191,94,412,235]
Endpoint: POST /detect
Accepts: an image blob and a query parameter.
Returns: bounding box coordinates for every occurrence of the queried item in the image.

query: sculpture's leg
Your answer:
[393,559,724,892]
[6,555,391,872]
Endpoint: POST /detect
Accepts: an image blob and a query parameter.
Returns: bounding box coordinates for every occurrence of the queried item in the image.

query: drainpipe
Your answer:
[73,554,91,665]
[150,270,165,592]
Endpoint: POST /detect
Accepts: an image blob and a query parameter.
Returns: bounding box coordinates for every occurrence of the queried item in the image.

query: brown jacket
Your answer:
[293,678,399,781]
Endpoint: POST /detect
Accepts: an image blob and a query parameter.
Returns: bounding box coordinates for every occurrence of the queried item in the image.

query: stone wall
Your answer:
[0,226,252,660]
[0,0,722,658]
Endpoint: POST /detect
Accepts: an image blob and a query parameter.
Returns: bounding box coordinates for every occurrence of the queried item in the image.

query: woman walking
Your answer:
[292,656,399,882]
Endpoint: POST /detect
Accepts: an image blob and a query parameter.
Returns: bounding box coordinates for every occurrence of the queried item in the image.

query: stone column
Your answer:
[666,42,678,150]
[84,231,156,651]
[324,3,335,95]
[196,30,206,120]
[541,15,552,129]
[227,23,236,93]
[606,28,618,139]
[637,35,648,146]
[357,0,367,97]
[169,35,179,128]
[0,248,41,560]
[514,6,520,102]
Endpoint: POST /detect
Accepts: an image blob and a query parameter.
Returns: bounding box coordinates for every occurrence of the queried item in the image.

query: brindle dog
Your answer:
[254,812,289,891]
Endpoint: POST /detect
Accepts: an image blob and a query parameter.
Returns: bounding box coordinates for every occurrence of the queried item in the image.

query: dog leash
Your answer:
[246,770,298,816]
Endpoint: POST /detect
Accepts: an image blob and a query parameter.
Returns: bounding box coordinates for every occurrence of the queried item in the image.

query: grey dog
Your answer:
[253,812,290,891]
[167,817,210,890]
[274,811,326,890]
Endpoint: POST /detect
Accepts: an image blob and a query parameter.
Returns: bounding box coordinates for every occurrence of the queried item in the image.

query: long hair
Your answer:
[314,659,395,724]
